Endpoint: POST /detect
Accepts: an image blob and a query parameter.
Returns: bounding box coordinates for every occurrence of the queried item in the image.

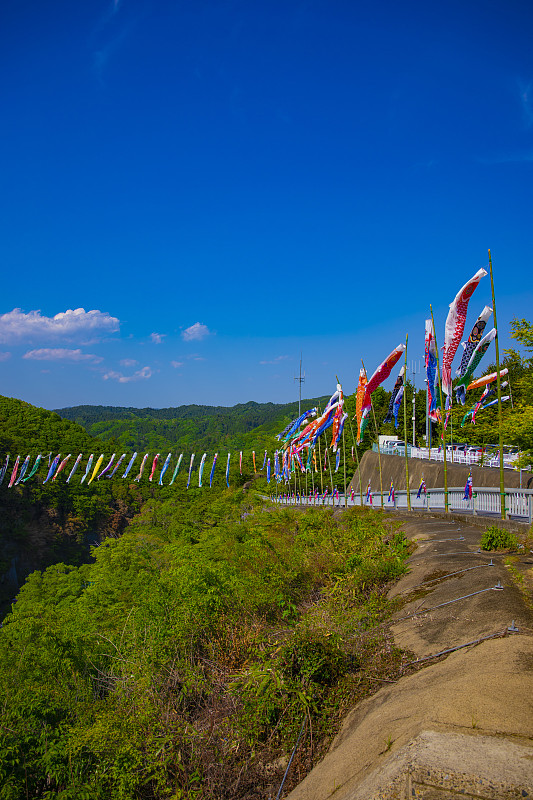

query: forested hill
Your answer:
[1,396,99,456]
[54,397,331,453]
[0,396,152,610]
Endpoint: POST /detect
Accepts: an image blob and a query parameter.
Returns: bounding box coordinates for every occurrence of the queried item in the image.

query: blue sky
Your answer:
[1,0,532,409]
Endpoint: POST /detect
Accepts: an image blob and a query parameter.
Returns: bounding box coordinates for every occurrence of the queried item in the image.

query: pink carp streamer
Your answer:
[442,268,487,397]
[358,344,406,442]
[53,454,72,481]
[8,456,21,488]
[149,454,160,481]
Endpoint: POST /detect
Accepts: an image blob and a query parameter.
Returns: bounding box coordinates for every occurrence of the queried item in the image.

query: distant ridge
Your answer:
[54,398,330,424]
[54,397,331,452]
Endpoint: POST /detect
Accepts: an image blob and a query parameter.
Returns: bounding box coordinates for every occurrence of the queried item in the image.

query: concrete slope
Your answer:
[287,513,533,800]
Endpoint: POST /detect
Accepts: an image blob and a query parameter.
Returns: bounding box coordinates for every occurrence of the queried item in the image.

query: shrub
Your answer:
[480,525,518,551]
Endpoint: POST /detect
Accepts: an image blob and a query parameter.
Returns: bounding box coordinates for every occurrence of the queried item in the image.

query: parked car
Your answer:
[390,440,406,451]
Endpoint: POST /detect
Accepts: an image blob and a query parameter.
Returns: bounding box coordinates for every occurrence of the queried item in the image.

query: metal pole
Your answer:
[488,249,506,520]
[430,304,449,513]
[403,335,411,510]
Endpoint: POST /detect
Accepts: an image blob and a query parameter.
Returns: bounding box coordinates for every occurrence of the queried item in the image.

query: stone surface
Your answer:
[286,513,533,800]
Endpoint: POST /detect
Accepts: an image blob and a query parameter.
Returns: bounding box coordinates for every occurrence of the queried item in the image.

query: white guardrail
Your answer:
[375,443,526,470]
[271,486,533,523]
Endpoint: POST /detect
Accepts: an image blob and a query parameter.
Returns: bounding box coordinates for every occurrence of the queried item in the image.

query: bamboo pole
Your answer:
[488,249,506,519]
[403,334,411,510]
[325,439,335,504]
[347,411,364,505]
[430,304,449,513]
[451,411,454,463]
[343,427,347,508]
[335,375,348,510]
[362,359,384,508]
[316,408,324,494]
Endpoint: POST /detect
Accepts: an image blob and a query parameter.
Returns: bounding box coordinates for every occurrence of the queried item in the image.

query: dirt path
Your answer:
[287,512,533,800]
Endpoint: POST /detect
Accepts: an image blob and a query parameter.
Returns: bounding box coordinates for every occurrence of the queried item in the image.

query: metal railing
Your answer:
[374,443,525,471]
[271,485,533,522]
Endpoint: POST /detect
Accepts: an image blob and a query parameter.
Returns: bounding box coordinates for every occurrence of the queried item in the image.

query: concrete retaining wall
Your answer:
[349,450,532,493]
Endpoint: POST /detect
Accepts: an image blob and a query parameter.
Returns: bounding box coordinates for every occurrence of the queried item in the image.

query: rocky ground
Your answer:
[287,512,533,800]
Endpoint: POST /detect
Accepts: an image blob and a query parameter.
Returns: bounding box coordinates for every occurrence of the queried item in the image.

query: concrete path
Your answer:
[287,512,533,800]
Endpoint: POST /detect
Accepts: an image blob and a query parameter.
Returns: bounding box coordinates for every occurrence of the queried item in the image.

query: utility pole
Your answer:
[294,352,305,417]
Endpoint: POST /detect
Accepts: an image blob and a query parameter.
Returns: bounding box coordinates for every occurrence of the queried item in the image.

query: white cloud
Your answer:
[103,365,152,383]
[260,355,289,365]
[120,358,138,367]
[181,322,211,342]
[0,308,119,344]
[171,360,184,368]
[23,348,103,363]
[150,332,166,344]
[0,351,11,361]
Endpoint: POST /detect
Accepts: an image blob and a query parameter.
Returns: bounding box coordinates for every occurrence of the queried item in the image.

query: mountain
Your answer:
[54,397,331,453]
[0,396,148,611]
